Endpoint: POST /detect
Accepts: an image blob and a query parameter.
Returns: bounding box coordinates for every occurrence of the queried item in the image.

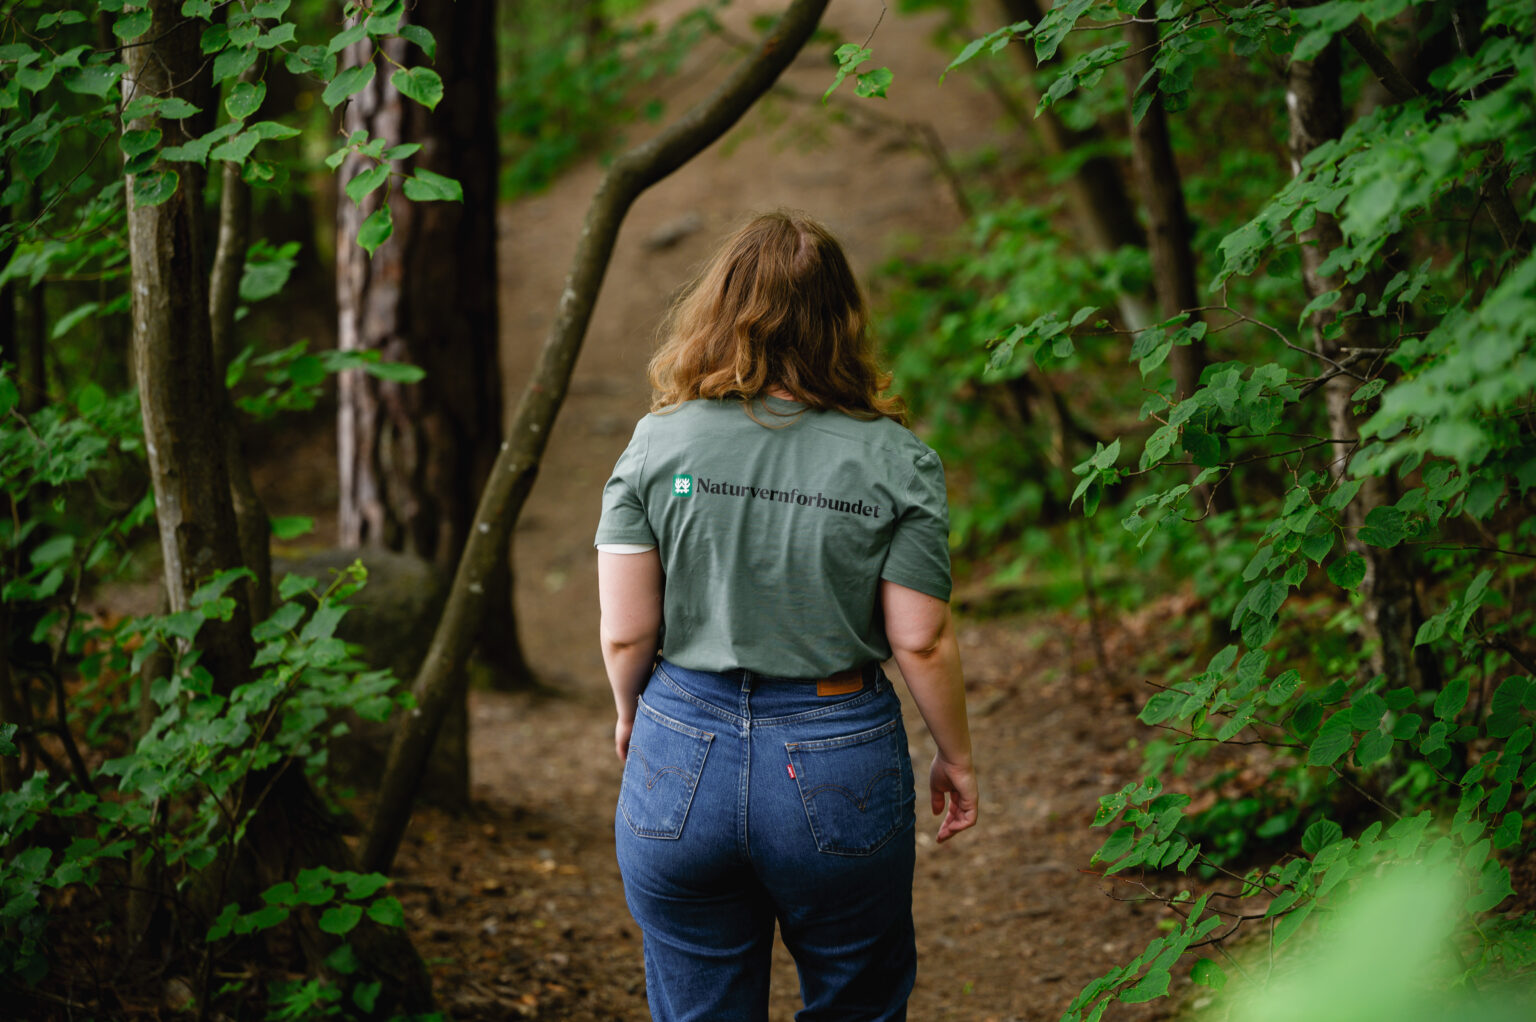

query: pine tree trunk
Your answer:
[336,0,530,700]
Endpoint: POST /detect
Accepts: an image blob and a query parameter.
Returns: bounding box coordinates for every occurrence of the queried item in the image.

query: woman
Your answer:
[595,211,977,1021]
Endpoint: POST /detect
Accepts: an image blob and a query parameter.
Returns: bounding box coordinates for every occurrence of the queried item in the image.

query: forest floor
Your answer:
[260,2,1213,1018]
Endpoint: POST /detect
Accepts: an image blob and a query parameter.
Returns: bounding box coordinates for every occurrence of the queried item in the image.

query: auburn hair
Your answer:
[647,211,906,424]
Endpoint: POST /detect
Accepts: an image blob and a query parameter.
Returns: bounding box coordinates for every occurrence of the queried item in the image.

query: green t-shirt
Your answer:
[594,396,952,678]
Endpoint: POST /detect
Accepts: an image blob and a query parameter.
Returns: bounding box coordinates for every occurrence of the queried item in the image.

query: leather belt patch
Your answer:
[817,673,863,697]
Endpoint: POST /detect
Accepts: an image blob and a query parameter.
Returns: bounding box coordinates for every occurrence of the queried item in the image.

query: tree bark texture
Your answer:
[125,5,431,1012]
[209,80,273,622]
[336,4,502,573]
[335,0,527,691]
[1286,35,1427,692]
[361,0,834,875]
[1123,6,1205,401]
[997,0,1150,332]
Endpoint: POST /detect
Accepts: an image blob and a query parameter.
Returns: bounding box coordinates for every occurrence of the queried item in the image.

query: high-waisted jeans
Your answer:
[615,659,917,1021]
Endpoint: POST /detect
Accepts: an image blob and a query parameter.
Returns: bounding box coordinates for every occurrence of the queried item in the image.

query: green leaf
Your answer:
[345,164,390,204]
[1327,551,1366,589]
[1357,505,1408,548]
[362,360,426,384]
[823,43,871,103]
[391,66,443,110]
[854,67,894,99]
[212,45,257,84]
[1093,825,1135,865]
[401,168,462,203]
[1190,958,1226,990]
[345,873,390,899]
[1355,729,1393,766]
[1492,812,1523,850]
[1302,818,1343,855]
[114,9,152,39]
[133,169,180,206]
[1308,713,1353,766]
[323,61,376,110]
[399,24,436,59]
[255,23,297,50]
[209,132,260,163]
[357,205,392,255]
[1119,967,1170,1003]
[366,896,405,927]
[327,22,368,55]
[318,904,363,935]
[270,516,314,541]
[247,120,301,141]
[119,128,162,158]
[1434,679,1469,721]
[52,302,101,340]
[225,80,266,120]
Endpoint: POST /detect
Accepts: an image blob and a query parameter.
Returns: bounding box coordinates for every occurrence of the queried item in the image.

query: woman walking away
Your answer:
[595,210,978,1021]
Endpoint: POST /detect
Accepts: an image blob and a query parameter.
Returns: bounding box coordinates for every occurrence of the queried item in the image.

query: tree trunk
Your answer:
[124,4,431,1013]
[1122,6,1236,522]
[1286,34,1426,691]
[336,0,528,702]
[362,0,834,875]
[209,84,273,622]
[998,0,1150,331]
[1123,6,1205,401]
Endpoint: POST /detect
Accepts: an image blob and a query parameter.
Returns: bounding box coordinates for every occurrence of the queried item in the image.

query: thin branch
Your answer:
[361,0,834,876]
[1329,764,1401,820]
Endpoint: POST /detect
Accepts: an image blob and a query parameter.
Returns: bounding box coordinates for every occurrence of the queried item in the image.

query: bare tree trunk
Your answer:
[1286,34,1425,691]
[998,0,1150,331]
[124,4,431,1013]
[363,0,834,875]
[209,62,272,622]
[1122,6,1237,524]
[1123,5,1205,401]
[337,0,527,704]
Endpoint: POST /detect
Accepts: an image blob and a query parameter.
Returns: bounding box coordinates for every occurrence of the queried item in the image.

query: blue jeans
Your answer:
[615,660,917,1021]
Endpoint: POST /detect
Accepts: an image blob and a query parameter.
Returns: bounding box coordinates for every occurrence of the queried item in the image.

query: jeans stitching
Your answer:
[619,703,715,840]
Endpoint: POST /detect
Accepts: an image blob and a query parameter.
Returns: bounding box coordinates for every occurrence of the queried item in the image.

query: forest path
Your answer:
[386,2,1182,1018]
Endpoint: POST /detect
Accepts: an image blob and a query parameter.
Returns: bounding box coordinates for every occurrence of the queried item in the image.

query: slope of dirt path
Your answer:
[378,3,1189,1018]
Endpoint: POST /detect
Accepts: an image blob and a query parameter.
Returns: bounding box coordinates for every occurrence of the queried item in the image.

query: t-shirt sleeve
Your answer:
[594,421,657,548]
[880,448,953,601]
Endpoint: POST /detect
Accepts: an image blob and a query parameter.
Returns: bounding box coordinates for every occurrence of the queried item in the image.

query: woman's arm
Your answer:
[881,579,978,842]
[598,549,664,761]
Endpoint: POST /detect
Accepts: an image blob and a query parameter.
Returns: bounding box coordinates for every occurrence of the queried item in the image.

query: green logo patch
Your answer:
[672,473,693,497]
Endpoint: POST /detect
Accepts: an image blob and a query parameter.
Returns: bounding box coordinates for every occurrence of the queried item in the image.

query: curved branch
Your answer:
[362,0,832,875]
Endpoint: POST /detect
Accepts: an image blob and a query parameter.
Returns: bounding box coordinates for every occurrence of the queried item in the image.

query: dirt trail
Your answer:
[375,4,1183,1018]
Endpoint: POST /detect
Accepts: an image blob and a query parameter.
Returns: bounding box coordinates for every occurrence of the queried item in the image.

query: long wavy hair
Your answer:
[647,211,906,424]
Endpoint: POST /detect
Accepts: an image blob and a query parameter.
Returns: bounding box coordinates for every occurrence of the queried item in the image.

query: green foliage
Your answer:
[1,1,454,1005]
[0,374,415,1009]
[497,1,712,197]
[881,0,1536,1014]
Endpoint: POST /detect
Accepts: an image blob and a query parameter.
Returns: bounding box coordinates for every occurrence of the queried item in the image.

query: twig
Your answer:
[1328,764,1402,820]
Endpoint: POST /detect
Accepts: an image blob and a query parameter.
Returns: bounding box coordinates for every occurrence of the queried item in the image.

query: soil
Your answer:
[263,3,1198,1018]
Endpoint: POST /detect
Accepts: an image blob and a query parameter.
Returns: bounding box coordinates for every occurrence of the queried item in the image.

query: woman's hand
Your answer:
[615,713,634,762]
[930,753,978,842]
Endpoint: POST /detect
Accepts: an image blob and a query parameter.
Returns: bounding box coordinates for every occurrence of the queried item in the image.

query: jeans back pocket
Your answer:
[619,700,714,840]
[785,718,910,856]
